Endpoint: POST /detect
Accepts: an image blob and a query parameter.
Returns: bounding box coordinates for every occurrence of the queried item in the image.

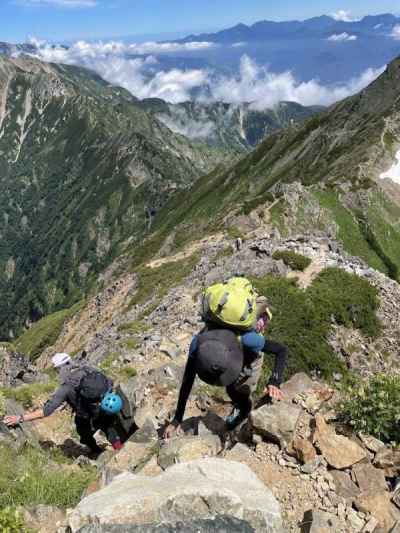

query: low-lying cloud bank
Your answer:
[31,39,385,109]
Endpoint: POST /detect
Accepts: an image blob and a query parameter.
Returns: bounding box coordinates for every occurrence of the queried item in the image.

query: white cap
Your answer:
[52,353,72,368]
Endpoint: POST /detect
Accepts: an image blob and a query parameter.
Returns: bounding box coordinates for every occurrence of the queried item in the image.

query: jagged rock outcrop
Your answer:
[0,343,44,387]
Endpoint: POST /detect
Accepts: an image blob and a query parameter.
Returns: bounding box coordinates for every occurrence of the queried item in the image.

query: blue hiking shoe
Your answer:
[225,406,250,431]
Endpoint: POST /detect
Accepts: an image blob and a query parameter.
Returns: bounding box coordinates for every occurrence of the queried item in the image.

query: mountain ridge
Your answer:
[178,13,400,43]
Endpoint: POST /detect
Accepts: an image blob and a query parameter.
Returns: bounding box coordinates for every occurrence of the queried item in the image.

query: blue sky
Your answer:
[2,0,400,43]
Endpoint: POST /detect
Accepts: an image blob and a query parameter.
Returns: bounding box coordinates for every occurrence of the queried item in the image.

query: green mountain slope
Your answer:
[146,57,400,276]
[139,99,323,151]
[0,56,229,339]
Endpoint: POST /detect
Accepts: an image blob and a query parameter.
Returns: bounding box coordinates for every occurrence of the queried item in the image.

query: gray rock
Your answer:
[158,434,222,470]
[250,402,302,448]
[353,462,388,493]
[0,345,45,387]
[301,509,340,532]
[281,373,317,403]
[68,459,283,532]
[129,418,158,444]
[330,470,360,502]
[76,515,255,532]
[0,399,39,449]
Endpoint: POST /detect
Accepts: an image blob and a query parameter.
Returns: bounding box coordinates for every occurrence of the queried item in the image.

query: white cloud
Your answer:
[31,40,384,109]
[203,55,385,110]
[157,107,216,140]
[32,40,209,102]
[390,25,400,40]
[17,0,97,7]
[327,32,357,42]
[232,42,246,48]
[331,10,360,22]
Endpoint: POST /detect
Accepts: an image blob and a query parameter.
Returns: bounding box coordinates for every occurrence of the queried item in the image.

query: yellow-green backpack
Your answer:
[201,277,258,331]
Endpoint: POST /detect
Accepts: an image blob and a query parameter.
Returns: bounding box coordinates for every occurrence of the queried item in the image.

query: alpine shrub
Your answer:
[0,507,31,533]
[339,374,400,443]
[272,250,312,271]
[252,268,381,387]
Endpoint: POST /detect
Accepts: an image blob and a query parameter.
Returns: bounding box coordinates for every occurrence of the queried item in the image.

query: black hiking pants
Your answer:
[75,413,120,450]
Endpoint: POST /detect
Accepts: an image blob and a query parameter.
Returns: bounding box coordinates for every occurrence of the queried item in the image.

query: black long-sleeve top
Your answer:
[173,333,288,424]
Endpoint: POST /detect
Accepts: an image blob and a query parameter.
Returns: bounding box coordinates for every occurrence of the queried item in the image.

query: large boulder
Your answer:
[313,414,366,469]
[68,459,284,532]
[250,402,302,448]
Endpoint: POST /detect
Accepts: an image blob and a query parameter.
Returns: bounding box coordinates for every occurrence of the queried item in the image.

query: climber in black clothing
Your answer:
[164,301,288,437]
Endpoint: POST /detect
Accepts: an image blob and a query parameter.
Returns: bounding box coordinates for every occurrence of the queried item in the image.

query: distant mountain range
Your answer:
[1,13,400,92]
[179,14,400,42]
[174,14,400,85]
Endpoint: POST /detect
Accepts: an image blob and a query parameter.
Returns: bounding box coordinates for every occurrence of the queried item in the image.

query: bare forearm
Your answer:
[22,409,45,422]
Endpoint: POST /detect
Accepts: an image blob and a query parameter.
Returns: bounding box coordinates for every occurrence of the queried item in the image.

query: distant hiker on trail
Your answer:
[3,353,125,455]
[164,277,288,438]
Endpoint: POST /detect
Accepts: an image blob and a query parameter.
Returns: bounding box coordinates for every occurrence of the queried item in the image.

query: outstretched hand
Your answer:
[264,385,284,401]
[163,422,182,440]
[3,415,21,427]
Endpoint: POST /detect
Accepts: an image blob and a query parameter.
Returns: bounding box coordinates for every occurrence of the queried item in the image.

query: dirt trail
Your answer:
[146,233,225,269]
[288,244,330,289]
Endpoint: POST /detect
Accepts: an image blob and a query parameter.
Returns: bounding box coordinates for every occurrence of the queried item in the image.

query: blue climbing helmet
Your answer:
[100,391,123,415]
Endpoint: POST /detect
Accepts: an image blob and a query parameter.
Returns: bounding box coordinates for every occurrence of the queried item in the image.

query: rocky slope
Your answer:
[144,56,400,283]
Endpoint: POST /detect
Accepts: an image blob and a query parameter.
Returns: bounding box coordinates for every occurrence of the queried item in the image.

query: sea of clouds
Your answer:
[30,38,385,109]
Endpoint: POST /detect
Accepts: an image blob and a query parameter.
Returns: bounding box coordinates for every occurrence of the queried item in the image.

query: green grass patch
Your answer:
[99,353,120,371]
[117,367,138,380]
[0,507,32,533]
[0,382,57,409]
[0,342,16,352]
[315,191,387,273]
[121,339,139,351]
[214,247,234,261]
[226,226,245,241]
[117,320,149,336]
[0,444,96,510]
[15,301,84,360]
[100,353,137,382]
[272,250,312,271]
[252,267,380,386]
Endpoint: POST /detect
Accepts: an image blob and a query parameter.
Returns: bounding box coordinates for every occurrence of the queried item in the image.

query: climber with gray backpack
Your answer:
[163,277,288,438]
[3,353,128,455]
